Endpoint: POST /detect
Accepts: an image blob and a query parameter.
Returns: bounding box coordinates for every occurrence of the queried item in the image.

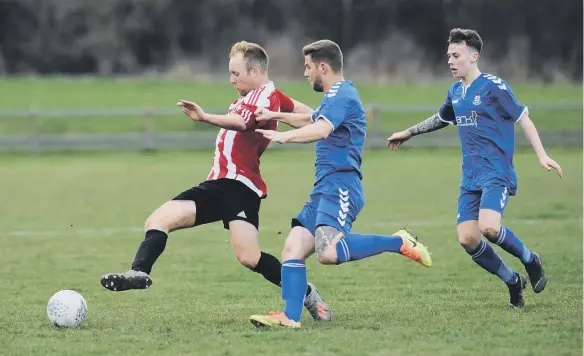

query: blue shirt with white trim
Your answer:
[310,80,366,184]
[439,73,528,194]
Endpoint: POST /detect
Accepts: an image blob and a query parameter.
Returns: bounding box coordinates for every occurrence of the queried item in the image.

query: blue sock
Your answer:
[281,259,307,323]
[496,226,534,264]
[335,233,403,264]
[467,240,517,285]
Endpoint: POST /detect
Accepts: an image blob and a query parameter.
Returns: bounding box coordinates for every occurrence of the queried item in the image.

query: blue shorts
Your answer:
[293,172,364,236]
[457,185,511,224]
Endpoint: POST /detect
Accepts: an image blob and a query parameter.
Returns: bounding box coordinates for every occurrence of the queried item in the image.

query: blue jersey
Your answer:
[310,80,366,184]
[439,73,528,194]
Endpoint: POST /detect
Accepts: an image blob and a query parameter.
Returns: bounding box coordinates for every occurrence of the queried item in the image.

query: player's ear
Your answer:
[249,66,260,77]
[471,51,479,63]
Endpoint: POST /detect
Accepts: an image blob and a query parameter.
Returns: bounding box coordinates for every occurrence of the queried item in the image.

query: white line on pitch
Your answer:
[4,217,581,238]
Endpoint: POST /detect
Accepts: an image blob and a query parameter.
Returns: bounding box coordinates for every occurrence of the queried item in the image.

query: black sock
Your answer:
[252,252,282,287]
[252,252,312,296]
[131,229,168,275]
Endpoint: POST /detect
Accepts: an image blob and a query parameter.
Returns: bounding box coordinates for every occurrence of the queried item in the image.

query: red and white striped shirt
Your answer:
[207,81,294,198]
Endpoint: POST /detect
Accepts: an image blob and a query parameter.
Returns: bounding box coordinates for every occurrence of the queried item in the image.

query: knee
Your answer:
[281,239,305,261]
[145,213,173,232]
[479,223,500,242]
[144,215,165,232]
[235,250,260,270]
[458,233,480,251]
[315,249,337,265]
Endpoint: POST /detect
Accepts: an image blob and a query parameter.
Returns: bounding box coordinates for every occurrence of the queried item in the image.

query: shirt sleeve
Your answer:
[316,95,350,131]
[277,90,295,113]
[438,88,456,124]
[234,104,260,129]
[491,83,528,123]
[235,89,280,130]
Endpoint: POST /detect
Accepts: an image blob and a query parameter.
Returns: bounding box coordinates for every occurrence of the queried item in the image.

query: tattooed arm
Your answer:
[406,113,450,136]
[387,113,450,150]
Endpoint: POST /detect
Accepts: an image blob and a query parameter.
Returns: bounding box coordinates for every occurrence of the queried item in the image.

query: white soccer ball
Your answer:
[47,290,88,328]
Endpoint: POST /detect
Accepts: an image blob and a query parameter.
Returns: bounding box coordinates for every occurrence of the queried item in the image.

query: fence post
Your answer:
[144,107,155,151]
[28,108,39,154]
[366,104,380,136]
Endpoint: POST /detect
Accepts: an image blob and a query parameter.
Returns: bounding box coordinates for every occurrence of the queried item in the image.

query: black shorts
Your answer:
[172,178,261,230]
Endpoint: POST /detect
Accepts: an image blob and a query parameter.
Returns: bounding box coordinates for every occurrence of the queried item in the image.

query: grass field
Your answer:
[0,148,582,355]
[0,78,582,134]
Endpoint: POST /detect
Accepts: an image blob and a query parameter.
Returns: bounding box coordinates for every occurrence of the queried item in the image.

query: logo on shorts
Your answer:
[237,211,247,218]
[337,188,350,227]
[500,187,508,209]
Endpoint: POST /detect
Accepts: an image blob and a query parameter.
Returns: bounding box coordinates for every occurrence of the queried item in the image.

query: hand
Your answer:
[177,99,206,122]
[255,129,289,144]
[387,130,412,150]
[254,107,276,121]
[539,155,563,177]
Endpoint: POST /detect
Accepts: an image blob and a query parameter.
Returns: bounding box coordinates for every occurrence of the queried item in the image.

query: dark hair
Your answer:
[230,41,269,72]
[448,28,483,53]
[302,40,343,72]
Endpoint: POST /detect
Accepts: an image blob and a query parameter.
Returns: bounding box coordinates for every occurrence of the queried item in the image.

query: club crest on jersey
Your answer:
[473,93,481,105]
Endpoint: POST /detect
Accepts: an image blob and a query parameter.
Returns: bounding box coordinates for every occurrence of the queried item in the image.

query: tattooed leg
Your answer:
[314,225,432,267]
[314,225,345,264]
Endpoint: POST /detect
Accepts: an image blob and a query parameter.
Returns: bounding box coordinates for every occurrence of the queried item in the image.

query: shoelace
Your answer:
[403,226,419,241]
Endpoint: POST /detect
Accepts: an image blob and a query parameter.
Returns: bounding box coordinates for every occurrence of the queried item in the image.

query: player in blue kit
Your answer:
[247,39,433,328]
[388,28,563,309]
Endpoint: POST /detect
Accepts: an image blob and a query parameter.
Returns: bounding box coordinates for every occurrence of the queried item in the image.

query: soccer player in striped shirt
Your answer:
[100,41,331,321]
[388,28,563,309]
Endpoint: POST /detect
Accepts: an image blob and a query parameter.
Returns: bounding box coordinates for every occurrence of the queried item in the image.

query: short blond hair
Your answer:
[302,40,343,73]
[230,41,269,72]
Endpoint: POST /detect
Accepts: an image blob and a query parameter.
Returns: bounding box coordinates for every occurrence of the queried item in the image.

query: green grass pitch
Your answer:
[0,147,581,355]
